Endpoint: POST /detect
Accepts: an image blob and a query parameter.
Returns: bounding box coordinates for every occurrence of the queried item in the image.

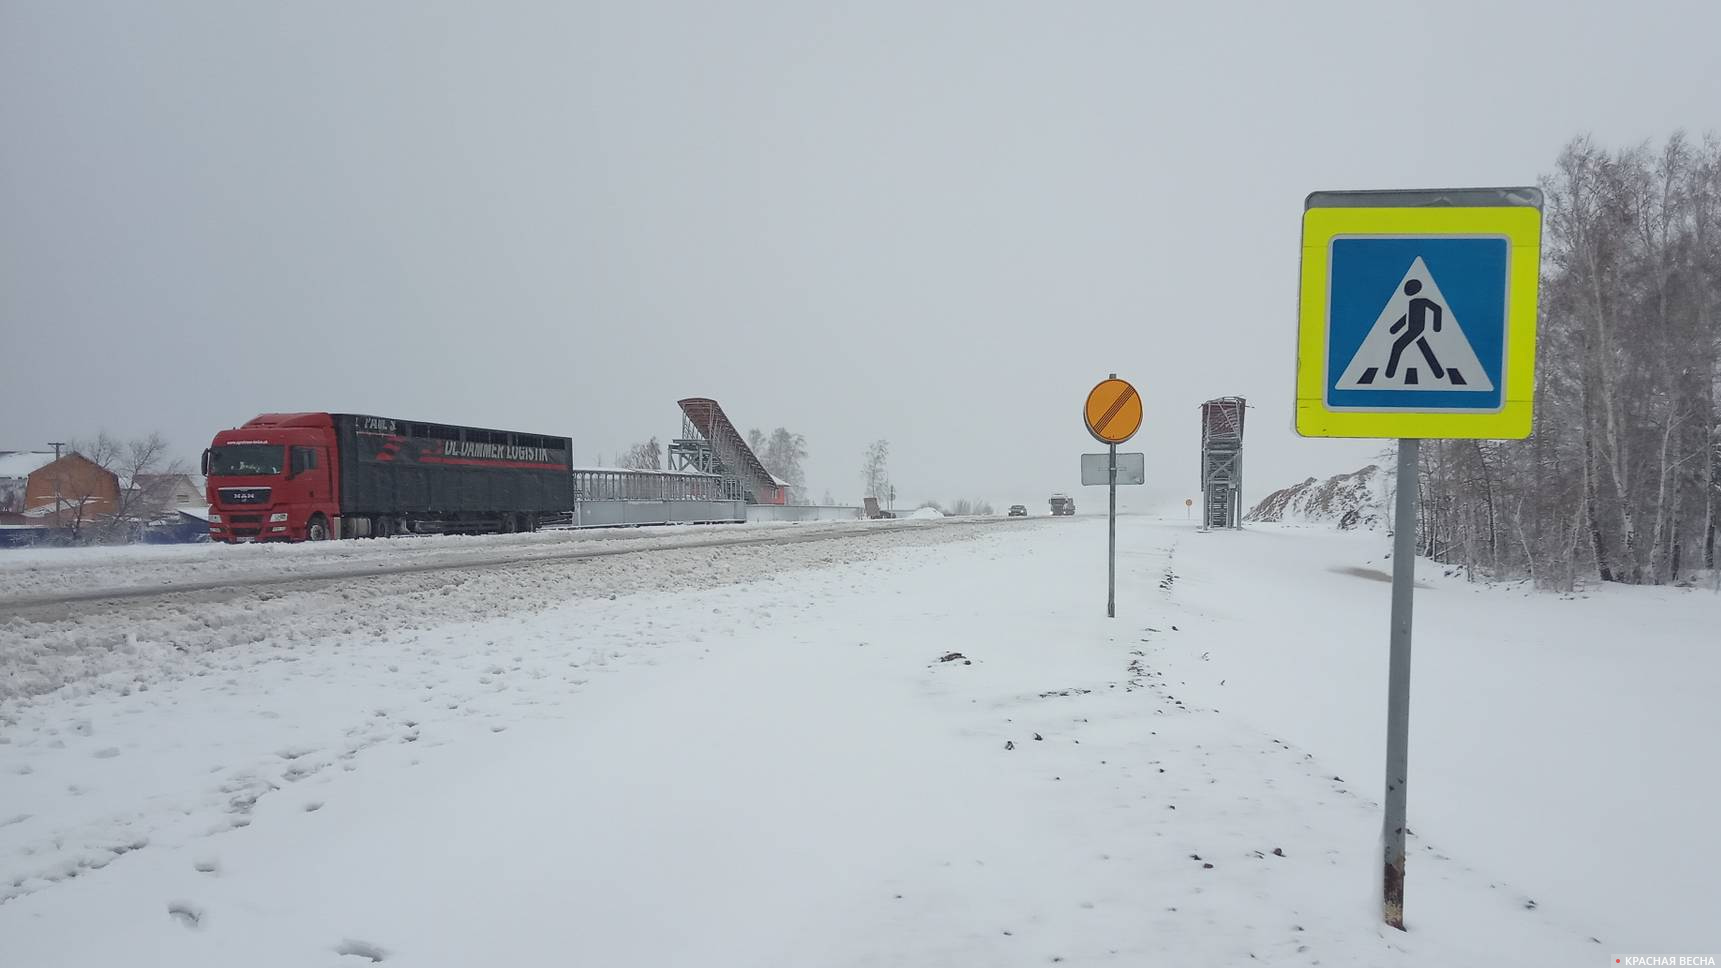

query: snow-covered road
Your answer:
[1,518,1713,965]
[0,518,988,608]
[0,518,1019,701]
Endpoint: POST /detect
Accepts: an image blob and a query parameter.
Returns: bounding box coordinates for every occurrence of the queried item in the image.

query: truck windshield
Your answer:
[208,444,285,476]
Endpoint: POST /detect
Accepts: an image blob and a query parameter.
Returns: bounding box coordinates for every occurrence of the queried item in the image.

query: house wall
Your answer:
[167,480,204,506]
[24,455,120,522]
[136,475,206,508]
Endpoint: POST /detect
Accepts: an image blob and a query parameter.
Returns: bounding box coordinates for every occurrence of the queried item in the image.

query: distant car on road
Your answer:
[1008,504,1027,517]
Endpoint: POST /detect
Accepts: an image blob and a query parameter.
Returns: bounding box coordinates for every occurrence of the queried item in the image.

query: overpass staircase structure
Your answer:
[1200,396,1247,530]
[668,397,777,505]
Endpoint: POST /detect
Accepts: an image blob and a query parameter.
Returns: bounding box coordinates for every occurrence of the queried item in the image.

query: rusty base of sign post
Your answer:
[1383,859,1405,930]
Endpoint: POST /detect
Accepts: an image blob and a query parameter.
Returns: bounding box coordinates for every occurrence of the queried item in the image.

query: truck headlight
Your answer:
[208,513,222,523]
[269,513,289,522]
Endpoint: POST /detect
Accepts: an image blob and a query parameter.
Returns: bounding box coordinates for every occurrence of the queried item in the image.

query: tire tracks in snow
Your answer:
[0,519,1047,705]
[0,518,1023,612]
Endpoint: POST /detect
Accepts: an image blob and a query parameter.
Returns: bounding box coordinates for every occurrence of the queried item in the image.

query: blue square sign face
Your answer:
[1325,236,1508,412]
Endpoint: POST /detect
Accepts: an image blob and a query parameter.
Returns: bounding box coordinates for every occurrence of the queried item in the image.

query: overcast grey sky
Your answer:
[4,1,1718,510]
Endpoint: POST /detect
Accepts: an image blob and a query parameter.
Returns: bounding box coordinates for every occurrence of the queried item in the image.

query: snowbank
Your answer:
[0,519,988,702]
[0,517,962,606]
[1247,464,1388,530]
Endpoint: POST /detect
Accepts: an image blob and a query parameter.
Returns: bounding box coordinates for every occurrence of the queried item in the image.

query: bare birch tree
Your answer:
[617,437,663,471]
[861,440,890,502]
[1416,133,1721,588]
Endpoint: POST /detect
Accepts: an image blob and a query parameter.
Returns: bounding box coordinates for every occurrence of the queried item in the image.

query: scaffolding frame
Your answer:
[667,398,779,505]
[1199,397,1246,530]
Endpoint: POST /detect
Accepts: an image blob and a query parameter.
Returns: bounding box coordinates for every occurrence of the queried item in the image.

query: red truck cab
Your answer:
[203,413,339,542]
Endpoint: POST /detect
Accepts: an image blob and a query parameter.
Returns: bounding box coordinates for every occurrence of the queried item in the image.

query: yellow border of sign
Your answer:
[1295,206,1542,439]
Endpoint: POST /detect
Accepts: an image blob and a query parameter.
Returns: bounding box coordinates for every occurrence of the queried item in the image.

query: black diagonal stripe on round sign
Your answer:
[1093,385,1137,436]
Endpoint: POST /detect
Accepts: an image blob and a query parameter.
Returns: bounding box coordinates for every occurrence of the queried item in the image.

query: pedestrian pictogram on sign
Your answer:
[1325,238,1509,414]
[1335,257,1494,392]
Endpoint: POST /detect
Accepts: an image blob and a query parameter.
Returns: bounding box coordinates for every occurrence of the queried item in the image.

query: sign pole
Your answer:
[1081,371,1141,621]
[1298,186,1542,933]
[1107,441,1117,619]
[1381,437,1419,930]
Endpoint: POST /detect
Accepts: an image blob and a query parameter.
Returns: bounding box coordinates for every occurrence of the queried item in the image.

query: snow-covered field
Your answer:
[0,517,1714,965]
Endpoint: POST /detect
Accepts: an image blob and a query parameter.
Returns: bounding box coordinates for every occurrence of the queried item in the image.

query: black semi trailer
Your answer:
[204,412,574,541]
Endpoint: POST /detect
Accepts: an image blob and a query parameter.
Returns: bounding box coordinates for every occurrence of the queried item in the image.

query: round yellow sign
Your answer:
[1083,377,1142,444]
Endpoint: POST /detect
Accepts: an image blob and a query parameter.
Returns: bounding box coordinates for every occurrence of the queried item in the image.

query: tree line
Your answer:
[1414,133,1720,588]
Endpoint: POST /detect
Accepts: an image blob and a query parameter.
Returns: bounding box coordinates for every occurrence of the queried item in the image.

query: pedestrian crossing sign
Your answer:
[1295,191,1542,439]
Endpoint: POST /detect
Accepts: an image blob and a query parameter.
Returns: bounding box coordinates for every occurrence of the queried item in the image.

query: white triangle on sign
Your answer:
[1335,257,1494,392]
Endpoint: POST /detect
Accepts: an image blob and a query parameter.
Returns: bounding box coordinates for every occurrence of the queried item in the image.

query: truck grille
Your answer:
[219,487,271,505]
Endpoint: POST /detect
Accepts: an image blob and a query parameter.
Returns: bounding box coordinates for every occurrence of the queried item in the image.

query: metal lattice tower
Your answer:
[1199,397,1246,530]
[659,415,745,503]
[668,398,773,504]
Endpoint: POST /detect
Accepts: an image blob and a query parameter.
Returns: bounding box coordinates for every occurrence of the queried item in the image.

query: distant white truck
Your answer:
[1049,493,1075,516]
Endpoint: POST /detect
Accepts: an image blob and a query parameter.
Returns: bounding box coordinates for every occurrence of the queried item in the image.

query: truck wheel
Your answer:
[499,514,516,534]
[306,514,330,541]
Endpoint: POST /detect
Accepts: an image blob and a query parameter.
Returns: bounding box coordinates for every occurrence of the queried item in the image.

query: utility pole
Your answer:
[47,441,67,530]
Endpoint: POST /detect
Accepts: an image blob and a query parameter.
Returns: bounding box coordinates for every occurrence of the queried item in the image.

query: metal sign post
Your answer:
[1295,187,1543,931]
[1382,437,1419,927]
[1082,374,1143,620]
[1107,443,1117,618]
